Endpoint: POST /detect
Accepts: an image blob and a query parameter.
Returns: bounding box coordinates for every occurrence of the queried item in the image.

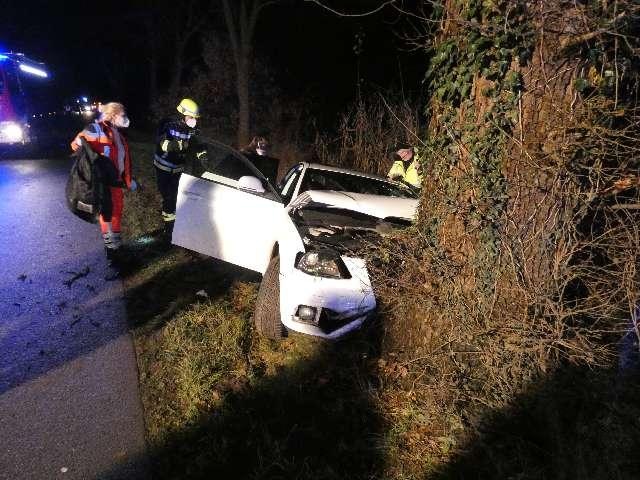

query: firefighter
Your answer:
[71,102,138,265]
[154,98,206,242]
[387,143,422,189]
[240,136,280,184]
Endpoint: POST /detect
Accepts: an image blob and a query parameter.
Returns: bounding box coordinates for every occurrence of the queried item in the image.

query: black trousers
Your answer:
[155,167,181,215]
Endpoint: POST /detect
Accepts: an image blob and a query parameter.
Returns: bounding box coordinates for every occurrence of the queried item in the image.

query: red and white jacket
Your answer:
[71,121,132,188]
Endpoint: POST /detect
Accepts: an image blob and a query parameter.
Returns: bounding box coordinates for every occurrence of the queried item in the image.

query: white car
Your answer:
[173,140,418,340]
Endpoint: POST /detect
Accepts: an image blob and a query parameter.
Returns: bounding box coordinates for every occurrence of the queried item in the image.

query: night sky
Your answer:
[1,0,425,129]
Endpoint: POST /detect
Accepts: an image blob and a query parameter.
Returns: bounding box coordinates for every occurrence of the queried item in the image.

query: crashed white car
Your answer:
[173,141,418,339]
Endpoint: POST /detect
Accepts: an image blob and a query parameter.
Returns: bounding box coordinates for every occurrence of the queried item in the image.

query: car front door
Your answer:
[172,140,285,274]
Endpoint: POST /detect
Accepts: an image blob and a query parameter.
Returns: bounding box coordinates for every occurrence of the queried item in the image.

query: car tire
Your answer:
[254,255,286,339]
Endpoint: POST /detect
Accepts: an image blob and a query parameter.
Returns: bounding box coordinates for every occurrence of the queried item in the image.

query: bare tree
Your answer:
[222,0,277,147]
[168,0,213,96]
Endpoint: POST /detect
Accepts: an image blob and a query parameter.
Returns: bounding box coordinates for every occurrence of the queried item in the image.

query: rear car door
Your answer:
[172,140,285,274]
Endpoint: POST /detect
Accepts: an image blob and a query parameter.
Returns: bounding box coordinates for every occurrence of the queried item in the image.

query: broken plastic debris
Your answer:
[196,290,209,299]
[61,467,68,473]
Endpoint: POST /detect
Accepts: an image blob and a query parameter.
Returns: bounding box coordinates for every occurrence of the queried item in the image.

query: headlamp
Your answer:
[296,250,351,279]
[0,122,24,143]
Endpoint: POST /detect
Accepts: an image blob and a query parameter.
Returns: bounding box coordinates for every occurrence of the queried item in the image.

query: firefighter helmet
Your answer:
[177,98,200,118]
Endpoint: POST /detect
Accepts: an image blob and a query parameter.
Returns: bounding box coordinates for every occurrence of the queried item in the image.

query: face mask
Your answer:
[397,148,413,161]
[186,117,197,128]
[115,115,130,128]
[256,148,266,156]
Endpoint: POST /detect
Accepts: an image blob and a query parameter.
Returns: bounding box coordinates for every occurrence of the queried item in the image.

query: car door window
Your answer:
[189,140,282,201]
[280,164,303,204]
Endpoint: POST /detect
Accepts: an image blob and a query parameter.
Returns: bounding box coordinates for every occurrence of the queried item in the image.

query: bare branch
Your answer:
[304,0,397,17]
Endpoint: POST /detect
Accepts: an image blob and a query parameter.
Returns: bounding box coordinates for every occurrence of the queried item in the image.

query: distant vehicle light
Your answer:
[19,64,48,78]
[82,96,88,102]
[0,54,8,61]
[0,122,24,143]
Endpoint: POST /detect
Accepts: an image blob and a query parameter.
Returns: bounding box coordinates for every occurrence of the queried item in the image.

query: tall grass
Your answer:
[315,95,421,176]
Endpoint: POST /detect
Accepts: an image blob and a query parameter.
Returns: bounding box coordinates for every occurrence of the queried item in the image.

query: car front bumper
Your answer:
[279,256,377,340]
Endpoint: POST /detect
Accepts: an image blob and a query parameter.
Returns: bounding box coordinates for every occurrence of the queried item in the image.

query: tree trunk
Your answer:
[236,54,251,147]
[169,42,184,98]
[417,0,597,300]
[223,0,264,148]
[403,0,639,370]
[145,21,159,111]
[148,53,158,109]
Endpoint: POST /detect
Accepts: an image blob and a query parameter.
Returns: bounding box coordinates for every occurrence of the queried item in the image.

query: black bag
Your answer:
[65,137,120,223]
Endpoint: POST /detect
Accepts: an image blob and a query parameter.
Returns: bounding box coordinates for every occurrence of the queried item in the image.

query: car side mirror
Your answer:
[238,175,266,194]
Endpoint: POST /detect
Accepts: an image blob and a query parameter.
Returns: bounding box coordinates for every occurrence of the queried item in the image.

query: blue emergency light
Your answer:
[0,52,49,77]
[19,63,48,78]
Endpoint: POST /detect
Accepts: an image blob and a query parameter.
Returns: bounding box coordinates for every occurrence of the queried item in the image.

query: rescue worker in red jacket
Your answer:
[71,102,139,263]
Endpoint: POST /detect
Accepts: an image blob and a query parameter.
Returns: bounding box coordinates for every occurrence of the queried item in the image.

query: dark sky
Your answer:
[257,1,425,123]
[1,0,425,127]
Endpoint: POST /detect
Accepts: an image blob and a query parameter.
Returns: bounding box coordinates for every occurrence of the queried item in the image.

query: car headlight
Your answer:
[0,122,23,142]
[296,249,351,279]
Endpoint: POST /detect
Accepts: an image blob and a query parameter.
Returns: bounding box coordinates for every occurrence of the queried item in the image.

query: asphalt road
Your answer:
[0,153,149,479]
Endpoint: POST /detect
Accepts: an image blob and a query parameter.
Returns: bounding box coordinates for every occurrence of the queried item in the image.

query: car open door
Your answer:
[172,140,285,274]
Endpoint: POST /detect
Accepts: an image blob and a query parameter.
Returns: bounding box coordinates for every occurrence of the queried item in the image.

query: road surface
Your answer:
[0,153,148,479]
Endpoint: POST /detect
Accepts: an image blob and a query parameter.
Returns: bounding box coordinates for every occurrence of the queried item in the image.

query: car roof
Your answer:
[302,162,392,183]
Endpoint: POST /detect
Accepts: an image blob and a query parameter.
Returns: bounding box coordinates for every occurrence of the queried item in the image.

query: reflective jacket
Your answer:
[71,121,132,189]
[388,158,422,188]
[154,117,205,173]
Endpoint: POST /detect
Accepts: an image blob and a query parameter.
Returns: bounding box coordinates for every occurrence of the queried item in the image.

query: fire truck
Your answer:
[0,52,49,145]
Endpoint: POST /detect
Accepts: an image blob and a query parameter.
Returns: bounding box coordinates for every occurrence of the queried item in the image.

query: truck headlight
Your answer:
[296,250,351,279]
[0,122,24,142]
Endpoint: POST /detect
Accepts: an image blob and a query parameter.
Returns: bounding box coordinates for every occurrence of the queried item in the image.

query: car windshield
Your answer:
[300,168,417,198]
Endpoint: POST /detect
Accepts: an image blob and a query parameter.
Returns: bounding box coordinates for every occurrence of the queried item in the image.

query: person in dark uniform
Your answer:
[154,98,206,241]
[240,136,280,185]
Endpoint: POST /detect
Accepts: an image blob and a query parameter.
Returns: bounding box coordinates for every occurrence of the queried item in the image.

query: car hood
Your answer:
[288,190,418,221]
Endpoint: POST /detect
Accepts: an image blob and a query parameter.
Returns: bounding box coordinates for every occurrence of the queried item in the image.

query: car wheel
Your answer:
[254,255,286,339]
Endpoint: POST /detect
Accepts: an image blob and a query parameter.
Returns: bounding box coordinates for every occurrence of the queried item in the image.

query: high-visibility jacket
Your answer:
[71,121,133,189]
[388,158,422,188]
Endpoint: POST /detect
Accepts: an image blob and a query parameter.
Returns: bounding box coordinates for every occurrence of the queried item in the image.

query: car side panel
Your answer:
[173,174,285,274]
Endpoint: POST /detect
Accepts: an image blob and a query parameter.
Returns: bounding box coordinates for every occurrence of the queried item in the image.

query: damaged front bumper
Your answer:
[279,256,377,340]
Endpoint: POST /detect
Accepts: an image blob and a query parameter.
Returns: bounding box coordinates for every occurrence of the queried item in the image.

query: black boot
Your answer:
[104,247,121,280]
[104,247,117,261]
[160,221,175,249]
